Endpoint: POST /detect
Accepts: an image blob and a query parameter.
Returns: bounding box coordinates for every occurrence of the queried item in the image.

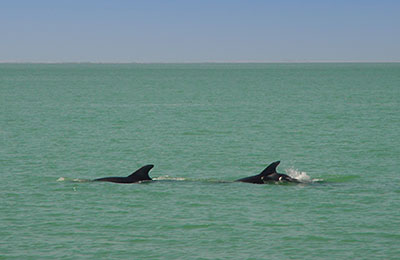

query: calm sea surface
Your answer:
[1,63,399,259]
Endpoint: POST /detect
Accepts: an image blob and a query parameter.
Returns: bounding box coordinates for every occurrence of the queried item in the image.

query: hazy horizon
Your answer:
[1,0,399,63]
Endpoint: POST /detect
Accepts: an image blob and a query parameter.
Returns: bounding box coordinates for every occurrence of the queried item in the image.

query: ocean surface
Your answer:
[1,63,399,259]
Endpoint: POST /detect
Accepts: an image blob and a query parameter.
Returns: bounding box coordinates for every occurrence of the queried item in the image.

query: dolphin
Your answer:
[93,165,154,184]
[235,161,299,184]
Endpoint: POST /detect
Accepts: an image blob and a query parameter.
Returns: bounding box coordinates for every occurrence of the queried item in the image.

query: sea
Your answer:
[1,63,399,259]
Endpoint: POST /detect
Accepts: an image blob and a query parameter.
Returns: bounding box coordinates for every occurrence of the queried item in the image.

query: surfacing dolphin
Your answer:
[93,164,154,184]
[235,161,299,184]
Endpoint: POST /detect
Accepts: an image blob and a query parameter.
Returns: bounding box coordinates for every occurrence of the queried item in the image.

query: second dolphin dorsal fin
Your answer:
[259,161,280,176]
[127,165,154,181]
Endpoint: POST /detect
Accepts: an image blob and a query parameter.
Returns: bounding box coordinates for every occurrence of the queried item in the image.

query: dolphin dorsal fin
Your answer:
[127,165,154,181]
[259,161,280,176]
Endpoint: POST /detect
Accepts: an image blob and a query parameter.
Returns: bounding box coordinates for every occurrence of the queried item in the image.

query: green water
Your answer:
[1,63,399,259]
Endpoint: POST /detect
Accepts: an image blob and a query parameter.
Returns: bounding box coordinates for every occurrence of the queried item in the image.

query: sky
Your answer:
[1,0,399,62]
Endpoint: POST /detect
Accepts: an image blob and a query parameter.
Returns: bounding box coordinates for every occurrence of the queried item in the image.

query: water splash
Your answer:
[57,177,91,182]
[285,167,322,183]
[153,175,187,181]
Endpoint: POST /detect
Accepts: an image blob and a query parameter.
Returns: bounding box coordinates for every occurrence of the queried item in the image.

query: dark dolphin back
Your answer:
[127,164,154,182]
[235,175,264,184]
[235,161,280,184]
[259,161,280,177]
[94,164,154,183]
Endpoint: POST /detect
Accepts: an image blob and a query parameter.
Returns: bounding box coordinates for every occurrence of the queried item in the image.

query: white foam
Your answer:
[153,175,186,181]
[285,167,312,182]
[56,177,90,182]
[73,178,88,182]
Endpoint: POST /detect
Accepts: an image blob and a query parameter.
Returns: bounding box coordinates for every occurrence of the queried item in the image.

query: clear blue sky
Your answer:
[1,0,399,62]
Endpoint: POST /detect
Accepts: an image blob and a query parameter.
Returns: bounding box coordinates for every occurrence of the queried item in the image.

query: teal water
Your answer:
[1,63,399,259]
